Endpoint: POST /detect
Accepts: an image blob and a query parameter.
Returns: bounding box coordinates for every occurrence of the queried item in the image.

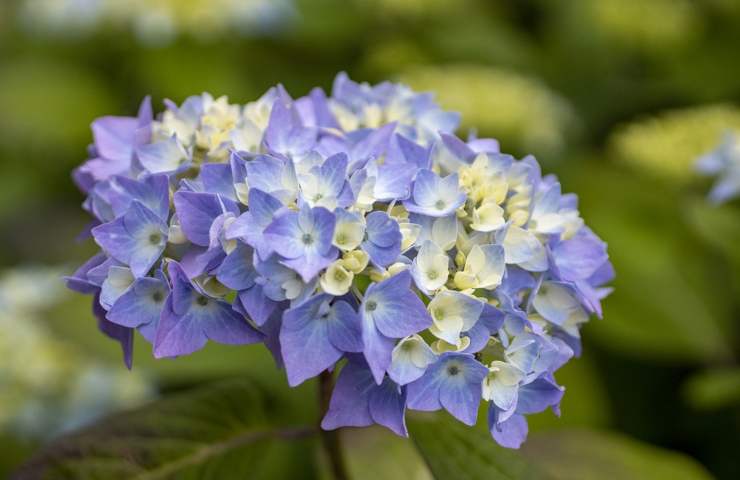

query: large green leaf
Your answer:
[561,160,734,362]
[408,412,548,480]
[522,430,714,480]
[12,378,318,480]
[410,412,713,480]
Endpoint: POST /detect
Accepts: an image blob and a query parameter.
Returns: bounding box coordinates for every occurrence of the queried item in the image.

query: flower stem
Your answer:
[319,370,349,480]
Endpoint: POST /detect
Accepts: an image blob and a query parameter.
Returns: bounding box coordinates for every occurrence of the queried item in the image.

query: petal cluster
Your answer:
[68,73,613,448]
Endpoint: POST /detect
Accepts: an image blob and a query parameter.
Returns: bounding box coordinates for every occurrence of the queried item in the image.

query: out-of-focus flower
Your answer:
[696,133,740,204]
[0,267,152,438]
[610,104,740,181]
[18,0,295,45]
[68,72,613,448]
[400,65,578,155]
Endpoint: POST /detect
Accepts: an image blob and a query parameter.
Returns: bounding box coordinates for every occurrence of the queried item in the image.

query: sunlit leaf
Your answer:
[522,429,713,480]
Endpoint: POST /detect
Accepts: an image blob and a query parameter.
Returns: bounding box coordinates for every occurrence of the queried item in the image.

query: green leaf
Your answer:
[562,161,734,362]
[408,412,548,480]
[521,429,713,480]
[686,199,740,267]
[527,356,612,433]
[410,410,713,480]
[343,426,432,480]
[13,377,319,480]
[683,367,740,411]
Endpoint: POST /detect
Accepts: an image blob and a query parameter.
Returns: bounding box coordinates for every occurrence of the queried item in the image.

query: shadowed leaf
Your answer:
[12,378,318,480]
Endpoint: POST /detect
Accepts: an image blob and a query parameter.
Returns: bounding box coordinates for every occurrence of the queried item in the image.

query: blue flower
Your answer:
[69,74,614,448]
[107,174,170,221]
[280,294,362,386]
[264,204,338,282]
[361,271,432,384]
[136,136,190,175]
[321,357,407,436]
[173,191,240,247]
[388,334,437,385]
[264,95,317,159]
[361,211,402,268]
[107,272,169,343]
[244,154,299,204]
[297,153,354,209]
[154,262,263,358]
[407,352,488,426]
[227,188,285,260]
[404,169,466,217]
[92,201,168,277]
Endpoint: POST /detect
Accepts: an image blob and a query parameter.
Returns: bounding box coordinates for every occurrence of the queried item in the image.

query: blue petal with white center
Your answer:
[264,204,338,282]
[404,169,466,217]
[92,201,168,277]
[407,352,488,426]
[154,262,263,358]
[280,294,362,386]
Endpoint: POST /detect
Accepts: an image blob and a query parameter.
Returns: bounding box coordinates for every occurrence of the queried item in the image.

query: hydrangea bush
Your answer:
[67,73,613,449]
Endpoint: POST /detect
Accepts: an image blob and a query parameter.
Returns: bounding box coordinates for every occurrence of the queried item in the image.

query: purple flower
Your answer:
[93,291,134,370]
[361,211,402,268]
[215,242,258,291]
[107,173,170,220]
[227,188,285,260]
[321,358,407,436]
[67,76,614,448]
[361,271,432,384]
[407,352,488,426]
[264,204,338,282]
[173,191,240,247]
[136,136,190,175]
[297,153,354,209]
[65,253,108,294]
[154,262,263,358]
[264,96,317,159]
[488,409,528,449]
[75,97,151,185]
[280,294,362,386]
[244,154,298,204]
[404,169,466,217]
[92,201,168,277]
[107,272,169,343]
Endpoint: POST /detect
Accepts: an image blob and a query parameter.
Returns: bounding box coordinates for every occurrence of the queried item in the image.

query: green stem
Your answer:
[319,370,350,480]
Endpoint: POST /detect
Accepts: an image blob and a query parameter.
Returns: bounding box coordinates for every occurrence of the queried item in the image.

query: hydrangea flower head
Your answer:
[68,73,613,448]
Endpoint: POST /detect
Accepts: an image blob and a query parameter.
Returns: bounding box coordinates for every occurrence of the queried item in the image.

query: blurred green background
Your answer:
[1,0,739,478]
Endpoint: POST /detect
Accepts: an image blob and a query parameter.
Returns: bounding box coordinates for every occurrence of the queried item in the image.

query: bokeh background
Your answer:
[1,0,740,478]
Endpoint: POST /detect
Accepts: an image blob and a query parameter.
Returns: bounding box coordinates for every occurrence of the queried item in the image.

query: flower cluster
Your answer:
[696,133,740,204]
[68,73,613,448]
